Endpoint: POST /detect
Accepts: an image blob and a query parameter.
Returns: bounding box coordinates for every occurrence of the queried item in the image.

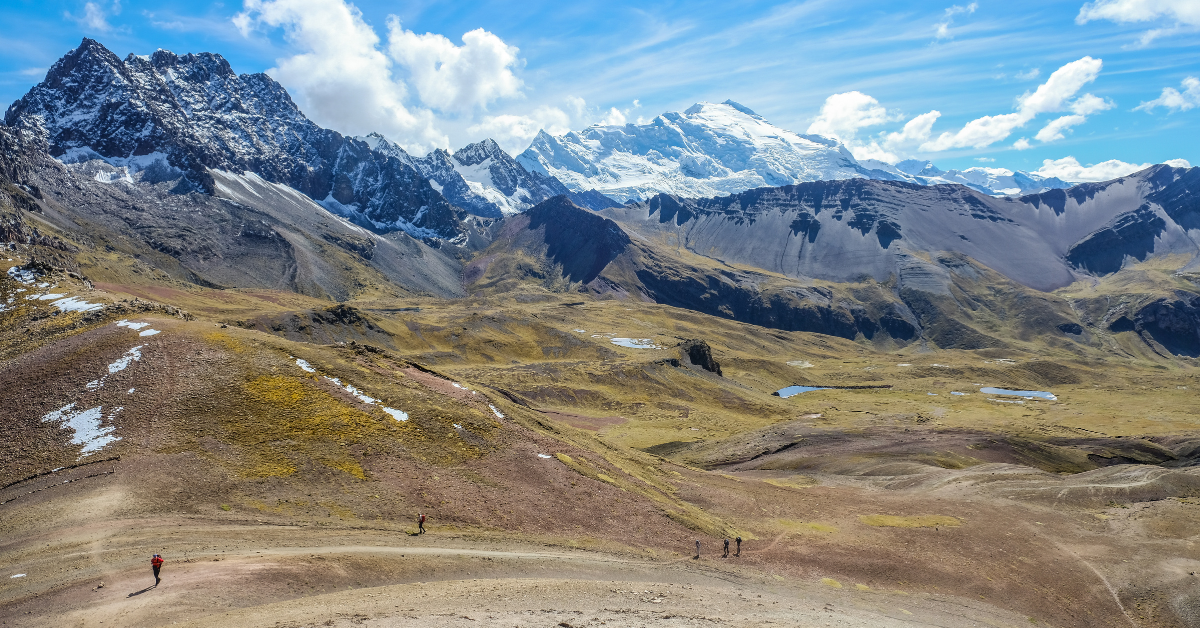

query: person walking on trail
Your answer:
[150,554,164,587]
[418,513,426,535]
[723,538,730,558]
[735,537,742,556]
[694,539,701,559]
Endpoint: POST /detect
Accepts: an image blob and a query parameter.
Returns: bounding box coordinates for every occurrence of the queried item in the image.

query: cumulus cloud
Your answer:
[1013,137,1032,150]
[234,0,444,153]
[806,91,926,162]
[1164,158,1193,168]
[935,2,978,40]
[234,0,535,154]
[921,56,1106,150]
[807,91,890,140]
[1015,68,1041,80]
[1033,156,1162,182]
[1077,0,1200,45]
[386,19,522,113]
[1135,76,1200,113]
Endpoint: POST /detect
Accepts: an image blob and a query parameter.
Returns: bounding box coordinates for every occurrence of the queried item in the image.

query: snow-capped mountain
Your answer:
[517,100,903,203]
[517,100,1074,202]
[870,159,1071,196]
[4,39,463,239]
[362,134,616,216]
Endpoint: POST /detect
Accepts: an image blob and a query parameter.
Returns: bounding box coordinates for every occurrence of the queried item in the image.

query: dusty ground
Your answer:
[3,268,1199,627]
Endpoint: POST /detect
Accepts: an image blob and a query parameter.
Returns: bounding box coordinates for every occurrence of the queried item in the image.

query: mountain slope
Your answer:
[517,101,889,203]
[516,100,1075,202]
[363,134,618,216]
[4,39,465,240]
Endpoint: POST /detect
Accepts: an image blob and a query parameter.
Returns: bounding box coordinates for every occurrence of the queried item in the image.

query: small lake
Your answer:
[610,338,662,349]
[776,385,829,398]
[980,387,1057,401]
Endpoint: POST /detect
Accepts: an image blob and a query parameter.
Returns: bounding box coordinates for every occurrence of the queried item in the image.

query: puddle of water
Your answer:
[776,385,829,398]
[980,387,1056,400]
[611,338,662,349]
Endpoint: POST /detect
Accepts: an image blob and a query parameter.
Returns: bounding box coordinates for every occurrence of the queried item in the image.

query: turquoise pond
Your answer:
[776,385,829,398]
[979,387,1057,400]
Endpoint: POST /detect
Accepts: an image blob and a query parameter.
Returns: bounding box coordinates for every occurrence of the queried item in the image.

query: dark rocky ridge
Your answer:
[606,167,1200,292]
[5,39,465,239]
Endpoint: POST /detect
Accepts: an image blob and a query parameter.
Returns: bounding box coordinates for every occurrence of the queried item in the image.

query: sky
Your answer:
[0,0,1197,180]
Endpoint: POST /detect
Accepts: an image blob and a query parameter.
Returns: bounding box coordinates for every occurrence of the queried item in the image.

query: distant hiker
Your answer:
[418,513,426,534]
[723,538,730,558]
[735,537,742,556]
[150,554,164,587]
[695,539,700,558]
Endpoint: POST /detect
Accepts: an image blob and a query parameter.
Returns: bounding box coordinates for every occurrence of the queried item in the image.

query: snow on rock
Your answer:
[7,266,36,284]
[518,101,1072,202]
[517,101,876,203]
[51,296,103,313]
[42,403,119,454]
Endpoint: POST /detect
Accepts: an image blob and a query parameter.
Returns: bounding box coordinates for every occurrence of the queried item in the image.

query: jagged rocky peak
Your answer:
[453,138,508,166]
[6,38,464,240]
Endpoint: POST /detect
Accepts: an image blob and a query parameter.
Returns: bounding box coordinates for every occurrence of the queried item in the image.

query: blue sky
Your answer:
[1,0,1197,179]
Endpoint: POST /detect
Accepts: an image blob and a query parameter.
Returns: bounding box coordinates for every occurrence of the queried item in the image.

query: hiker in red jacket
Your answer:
[418,513,426,534]
[151,554,164,587]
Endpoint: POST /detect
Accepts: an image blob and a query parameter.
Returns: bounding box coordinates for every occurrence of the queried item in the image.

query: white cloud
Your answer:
[806,91,890,141]
[600,107,627,126]
[975,157,995,162]
[1135,76,1200,113]
[468,105,574,155]
[1015,68,1041,80]
[1077,0,1200,44]
[1164,158,1193,168]
[1035,115,1088,141]
[1013,137,1032,150]
[66,1,121,32]
[386,19,522,113]
[934,2,978,40]
[1034,156,1155,181]
[234,0,446,153]
[921,56,1106,151]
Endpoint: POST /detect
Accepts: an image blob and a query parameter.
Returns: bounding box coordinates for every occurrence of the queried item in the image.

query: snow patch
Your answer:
[537,454,553,459]
[381,407,408,422]
[295,358,315,373]
[489,404,505,419]
[51,296,103,313]
[116,319,150,330]
[42,403,119,454]
[139,329,161,337]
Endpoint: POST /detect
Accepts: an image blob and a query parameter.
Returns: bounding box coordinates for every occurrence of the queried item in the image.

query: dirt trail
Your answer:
[1,521,1034,628]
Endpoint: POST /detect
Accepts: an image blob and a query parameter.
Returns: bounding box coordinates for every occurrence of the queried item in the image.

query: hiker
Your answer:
[151,554,164,587]
[695,539,700,558]
[418,513,426,534]
[723,538,729,558]
[735,537,742,556]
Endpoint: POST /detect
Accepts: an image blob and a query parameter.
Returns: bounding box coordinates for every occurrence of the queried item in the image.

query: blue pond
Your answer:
[980,387,1057,401]
[776,385,829,398]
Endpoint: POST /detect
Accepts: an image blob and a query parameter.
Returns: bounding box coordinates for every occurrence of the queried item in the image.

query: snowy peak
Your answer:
[516,100,871,203]
[7,38,463,239]
[453,138,507,167]
[515,100,1078,202]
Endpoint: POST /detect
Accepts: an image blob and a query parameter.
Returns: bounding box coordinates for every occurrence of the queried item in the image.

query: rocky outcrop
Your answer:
[1133,294,1200,357]
[680,339,722,375]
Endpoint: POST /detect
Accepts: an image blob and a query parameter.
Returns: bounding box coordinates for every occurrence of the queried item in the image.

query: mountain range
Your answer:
[2,38,1199,358]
